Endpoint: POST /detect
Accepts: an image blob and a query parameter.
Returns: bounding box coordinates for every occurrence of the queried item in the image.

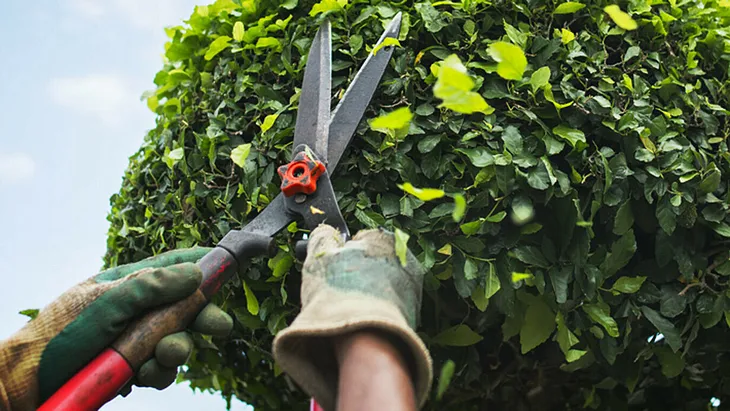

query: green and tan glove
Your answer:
[0,248,233,411]
[273,225,433,411]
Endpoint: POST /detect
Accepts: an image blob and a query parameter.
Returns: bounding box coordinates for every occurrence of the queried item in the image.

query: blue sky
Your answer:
[0,1,250,409]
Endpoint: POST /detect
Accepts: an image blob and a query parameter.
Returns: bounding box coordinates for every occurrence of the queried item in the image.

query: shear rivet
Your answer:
[295,193,307,204]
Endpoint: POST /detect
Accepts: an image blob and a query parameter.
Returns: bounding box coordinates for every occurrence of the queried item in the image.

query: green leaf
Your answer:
[433,324,483,346]
[398,182,445,201]
[610,276,646,294]
[168,147,184,161]
[19,309,39,320]
[164,147,184,169]
[654,346,685,378]
[204,36,232,60]
[641,306,682,352]
[415,2,449,33]
[310,0,346,16]
[436,360,455,400]
[372,37,401,56]
[656,198,677,235]
[512,272,535,283]
[456,147,493,167]
[452,194,466,222]
[554,2,586,14]
[464,257,478,280]
[261,114,279,134]
[613,201,634,235]
[550,266,571,304]
[624,46,641,62]
[486,211,507,223]
[460,220,482,235]
[503,22,527,49]
[233,21,245,42]
[487,41,527,81]
[434,55,494,114]
[560,28,576,44]
[530,66,551,93]
[713,223,730,238]
[255,37,282,50]
[485,261,501,299]
[370,107,413,130]
[552,125,586,149]
[395,228,410,267]
[583,302,619,337]
[544,84,574,110]
[600,230,636,277]
[556,312,586,362]
[520,296,556,353]
[230,144,252,168]
[512,246,550,268]
[699,163,721,193]
[243,280,259,315]
[604,5,638,30]
[471,286,489,311]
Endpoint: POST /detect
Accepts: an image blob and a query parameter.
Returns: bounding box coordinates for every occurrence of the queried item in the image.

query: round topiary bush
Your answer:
[105,0,730,409]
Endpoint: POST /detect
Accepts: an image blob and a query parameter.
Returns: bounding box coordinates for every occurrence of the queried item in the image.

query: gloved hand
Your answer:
[273,225,433,411]
[0,248,233,411]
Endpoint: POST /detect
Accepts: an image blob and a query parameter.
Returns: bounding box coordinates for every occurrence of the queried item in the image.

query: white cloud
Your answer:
[66,0,199,31]
[0,152,36,185]
[48,74,137,125]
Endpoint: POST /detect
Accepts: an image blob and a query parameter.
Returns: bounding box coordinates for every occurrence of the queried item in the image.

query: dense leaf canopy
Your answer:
[105,0,730,409]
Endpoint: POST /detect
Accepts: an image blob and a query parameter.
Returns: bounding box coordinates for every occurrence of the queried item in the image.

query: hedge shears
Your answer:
[40,13,402,411]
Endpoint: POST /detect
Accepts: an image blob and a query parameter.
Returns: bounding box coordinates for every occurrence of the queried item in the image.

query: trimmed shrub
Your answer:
[106,0,730,409]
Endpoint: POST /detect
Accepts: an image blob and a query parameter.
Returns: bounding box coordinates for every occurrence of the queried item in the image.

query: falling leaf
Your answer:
[233,21,245,42]
[487,41,527,81]
[230,144,252,168]
[433,54,494,114]
[398,182,446,201]
[604,5,638,30]
[370,107,413,130]
[372,37,401,56]
[395,228,410,267]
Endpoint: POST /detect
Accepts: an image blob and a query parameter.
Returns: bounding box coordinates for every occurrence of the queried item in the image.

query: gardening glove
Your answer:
[0,248,233,411]
[273,224,433,411]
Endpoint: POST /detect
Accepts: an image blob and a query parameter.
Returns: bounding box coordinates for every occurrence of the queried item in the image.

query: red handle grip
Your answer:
[39,234,274,410]
[38,348,134,411]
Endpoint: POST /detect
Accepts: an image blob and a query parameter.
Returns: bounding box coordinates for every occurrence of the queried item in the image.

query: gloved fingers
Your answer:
[96,247,212,281]
[117,263,202,314]
[137,358,178,390]
[155,331,194,367]
[190,303,233,337]
[307,224,345,256]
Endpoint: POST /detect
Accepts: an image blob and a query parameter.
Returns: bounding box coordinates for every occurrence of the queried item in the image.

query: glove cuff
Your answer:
[272,290,432,411]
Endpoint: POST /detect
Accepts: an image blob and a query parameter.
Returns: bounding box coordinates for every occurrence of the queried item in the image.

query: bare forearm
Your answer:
[335,330,416,411]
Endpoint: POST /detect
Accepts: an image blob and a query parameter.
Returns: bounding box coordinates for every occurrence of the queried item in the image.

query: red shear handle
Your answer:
[38,349,134,411]
[39,247,240,410]
[310,399,325,411]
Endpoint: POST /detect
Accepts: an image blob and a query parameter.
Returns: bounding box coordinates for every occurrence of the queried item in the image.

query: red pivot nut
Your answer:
[278,151,326,197]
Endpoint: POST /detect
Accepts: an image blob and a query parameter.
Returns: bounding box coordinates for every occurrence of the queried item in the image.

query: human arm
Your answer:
[273,225,432,411]
[0,248,233,411]
[335,330,417,411]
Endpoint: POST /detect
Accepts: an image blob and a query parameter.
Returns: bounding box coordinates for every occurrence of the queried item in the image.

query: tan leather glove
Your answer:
[273,225,433,410]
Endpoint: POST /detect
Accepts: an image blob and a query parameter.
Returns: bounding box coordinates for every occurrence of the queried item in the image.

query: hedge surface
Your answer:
[105,0,730,409]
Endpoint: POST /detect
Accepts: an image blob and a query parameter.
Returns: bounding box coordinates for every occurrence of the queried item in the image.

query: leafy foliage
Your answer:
[106,0,730,409]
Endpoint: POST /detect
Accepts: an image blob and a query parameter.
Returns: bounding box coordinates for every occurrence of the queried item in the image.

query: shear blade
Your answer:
[326,12,402,172]
[292,19,332,163]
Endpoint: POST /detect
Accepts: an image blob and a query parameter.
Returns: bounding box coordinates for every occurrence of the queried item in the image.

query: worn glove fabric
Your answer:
[0,248,233,411]
[273,225,433,411]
